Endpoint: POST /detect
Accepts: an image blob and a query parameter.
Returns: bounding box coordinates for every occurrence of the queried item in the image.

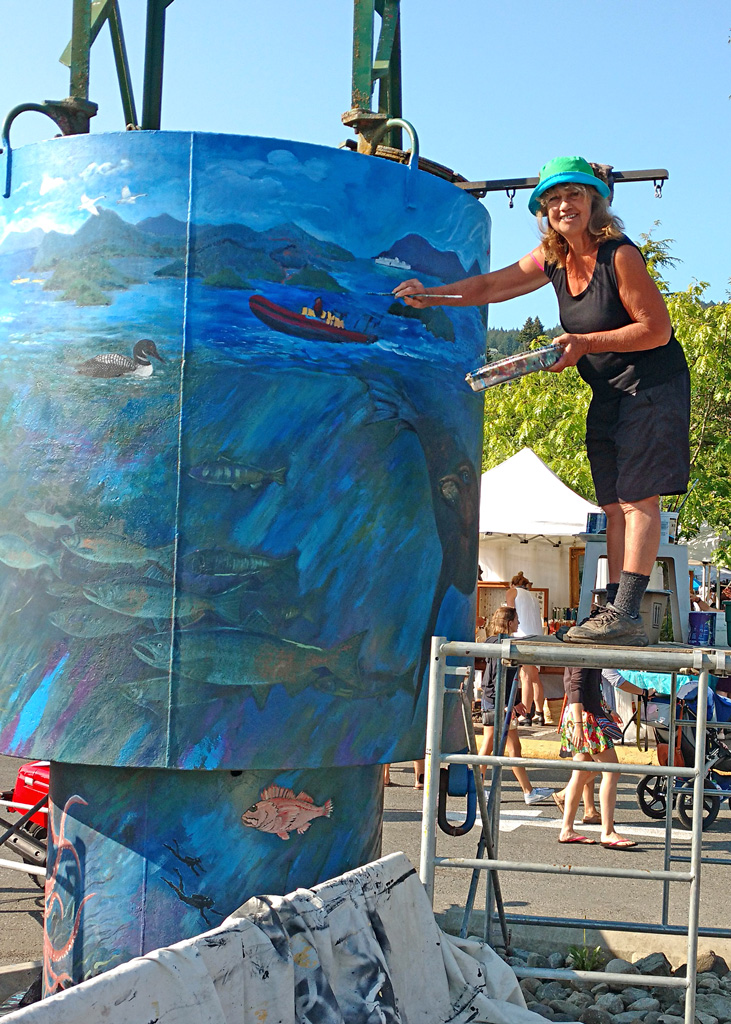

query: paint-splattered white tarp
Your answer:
[5,853,573,1024]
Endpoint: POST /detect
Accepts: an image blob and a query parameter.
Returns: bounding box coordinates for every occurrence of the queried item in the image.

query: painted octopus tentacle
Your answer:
[43,795,93,994]
[45,890,64,917]
[47,893,96,963]
[47,795,88,886]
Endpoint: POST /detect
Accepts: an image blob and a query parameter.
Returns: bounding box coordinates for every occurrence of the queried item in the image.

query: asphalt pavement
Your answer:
[0,757,44,969]
[2,728,731,973]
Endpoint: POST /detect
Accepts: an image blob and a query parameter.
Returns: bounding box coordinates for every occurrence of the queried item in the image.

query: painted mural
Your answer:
[0,132,490,769]
[46,761,383,986]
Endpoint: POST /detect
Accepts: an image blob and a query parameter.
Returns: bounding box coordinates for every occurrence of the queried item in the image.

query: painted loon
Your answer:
[77,339,165,379]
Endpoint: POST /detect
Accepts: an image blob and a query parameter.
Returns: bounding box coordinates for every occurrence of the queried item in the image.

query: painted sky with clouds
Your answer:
[0,1,728,326]
[2,131,490,275]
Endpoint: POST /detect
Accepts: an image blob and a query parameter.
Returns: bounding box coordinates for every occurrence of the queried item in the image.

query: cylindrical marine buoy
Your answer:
[0,130,489,986]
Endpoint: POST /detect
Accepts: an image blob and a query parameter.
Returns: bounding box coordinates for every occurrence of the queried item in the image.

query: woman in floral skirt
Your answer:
[558,666,637,849]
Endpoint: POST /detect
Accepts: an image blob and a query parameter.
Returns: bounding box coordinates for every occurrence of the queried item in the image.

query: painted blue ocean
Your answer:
[0,131,490,770]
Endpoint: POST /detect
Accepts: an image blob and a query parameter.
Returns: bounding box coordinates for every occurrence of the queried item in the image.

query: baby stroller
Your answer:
[636,687,731,831]
[0,760,48,886]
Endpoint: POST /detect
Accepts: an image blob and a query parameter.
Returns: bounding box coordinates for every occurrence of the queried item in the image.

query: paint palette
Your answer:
[465,344,564,391]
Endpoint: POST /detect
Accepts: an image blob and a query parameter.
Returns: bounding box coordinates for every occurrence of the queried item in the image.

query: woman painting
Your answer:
[395,156,689,648]
[478,606,554,806]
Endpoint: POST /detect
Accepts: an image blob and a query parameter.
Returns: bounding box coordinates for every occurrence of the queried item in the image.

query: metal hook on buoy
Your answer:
[654,179,664,199]
[506,188,516,209]
[1,99,97,198]
[437,764,477,836]
[372,118,420,210]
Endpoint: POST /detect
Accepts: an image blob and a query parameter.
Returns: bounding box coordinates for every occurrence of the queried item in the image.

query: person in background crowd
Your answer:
[506,572,545,725]
[478,606,554,806]
[553,668,653,824]
[558,666,644,847]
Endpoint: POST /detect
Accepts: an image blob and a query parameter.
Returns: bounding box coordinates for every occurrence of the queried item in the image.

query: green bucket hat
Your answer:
[528,156,610,215]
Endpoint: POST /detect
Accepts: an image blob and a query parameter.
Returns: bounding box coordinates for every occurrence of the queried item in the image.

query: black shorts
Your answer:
[585,371,690,507]
[481,708,517,729]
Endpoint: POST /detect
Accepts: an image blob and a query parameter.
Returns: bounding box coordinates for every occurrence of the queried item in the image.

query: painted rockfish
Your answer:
[241,786,332,840]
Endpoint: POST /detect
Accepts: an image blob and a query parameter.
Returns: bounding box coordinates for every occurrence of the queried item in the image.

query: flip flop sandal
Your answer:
[552,792,565,813]
[582,813,602,825]
[558,835,596,844]
[600,839,637,849]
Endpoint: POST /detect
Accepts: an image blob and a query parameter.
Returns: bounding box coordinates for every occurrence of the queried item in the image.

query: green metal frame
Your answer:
[59,0,177,132]
[348,0,403,149]
[59,0,138,128]
[141,0,176,131]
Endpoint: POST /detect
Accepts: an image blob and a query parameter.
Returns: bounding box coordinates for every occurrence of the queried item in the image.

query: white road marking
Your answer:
[446,806,692,840]
[445,807,544,830]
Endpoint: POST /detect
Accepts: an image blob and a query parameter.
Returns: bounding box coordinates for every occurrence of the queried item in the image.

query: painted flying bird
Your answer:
[116,185,147,204]
[78,193,106,216]
[76,339,165,379]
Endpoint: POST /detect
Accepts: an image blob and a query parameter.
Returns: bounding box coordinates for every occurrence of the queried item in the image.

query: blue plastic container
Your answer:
[586,512,607,534]
[688,611,716,647]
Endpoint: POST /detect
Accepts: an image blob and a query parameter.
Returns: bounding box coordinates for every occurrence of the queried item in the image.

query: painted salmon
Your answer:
[61,532,173,568]
[83,576,246,625]
[132,627,366,708]
[241,785,332,840]
[0,534,61,575]
[49,602,139,638]
[25,511,77,531]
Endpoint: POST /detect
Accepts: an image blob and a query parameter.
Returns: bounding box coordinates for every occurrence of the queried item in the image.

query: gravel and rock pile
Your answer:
[492,948,731,1024]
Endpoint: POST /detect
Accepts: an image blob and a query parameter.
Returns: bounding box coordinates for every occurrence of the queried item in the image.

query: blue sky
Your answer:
[1,1,728,328]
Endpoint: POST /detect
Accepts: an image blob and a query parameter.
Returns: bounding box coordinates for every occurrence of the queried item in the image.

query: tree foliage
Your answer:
[482,336,593,498]
[516,316,546,351]
[640,229,731,560]
[664,280,731,562]
[486,321,561,357]
[482,231,731,562]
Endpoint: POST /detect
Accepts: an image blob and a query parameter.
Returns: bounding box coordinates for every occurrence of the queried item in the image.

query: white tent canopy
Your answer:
[480,447,600,537]
[478,449,602,610]
[685,523,731,567]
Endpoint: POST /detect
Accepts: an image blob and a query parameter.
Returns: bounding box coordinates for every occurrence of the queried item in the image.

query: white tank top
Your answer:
[513,587,543,637]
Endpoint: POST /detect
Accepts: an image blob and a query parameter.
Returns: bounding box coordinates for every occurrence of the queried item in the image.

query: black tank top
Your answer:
[544,234,688,399]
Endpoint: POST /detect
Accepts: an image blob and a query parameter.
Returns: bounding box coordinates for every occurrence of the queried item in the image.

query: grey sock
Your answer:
[606,581,619,605]
[613,571,650,620]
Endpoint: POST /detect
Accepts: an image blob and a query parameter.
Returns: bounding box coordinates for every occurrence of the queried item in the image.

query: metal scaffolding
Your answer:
[419,636,731,1024]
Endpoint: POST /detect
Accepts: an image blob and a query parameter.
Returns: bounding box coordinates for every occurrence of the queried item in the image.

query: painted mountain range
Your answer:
[0,211,358,305]
[0,211,478,308]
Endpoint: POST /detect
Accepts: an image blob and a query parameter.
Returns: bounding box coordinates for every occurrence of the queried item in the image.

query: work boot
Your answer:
[563,604,649,647]
[574,603,606,628]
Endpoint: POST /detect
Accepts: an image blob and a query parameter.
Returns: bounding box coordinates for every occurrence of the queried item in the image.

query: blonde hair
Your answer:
[489,606,518,636]
[537,183,625,268]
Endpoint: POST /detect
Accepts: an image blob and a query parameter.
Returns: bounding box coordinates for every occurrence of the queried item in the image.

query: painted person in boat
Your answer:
[303,296,346,329]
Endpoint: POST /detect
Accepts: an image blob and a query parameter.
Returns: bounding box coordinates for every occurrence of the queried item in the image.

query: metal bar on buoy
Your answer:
[455,168,669,198]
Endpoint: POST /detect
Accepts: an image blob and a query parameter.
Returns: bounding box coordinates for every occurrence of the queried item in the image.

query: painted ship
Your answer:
[373,256,411,270]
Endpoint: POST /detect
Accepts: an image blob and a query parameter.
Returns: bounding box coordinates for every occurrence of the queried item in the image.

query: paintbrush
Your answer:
[368,292,463,298]
[673,478,699,516]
